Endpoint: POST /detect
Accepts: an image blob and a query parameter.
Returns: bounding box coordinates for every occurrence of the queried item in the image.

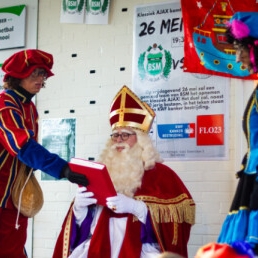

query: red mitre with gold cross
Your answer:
[109,85,155,133]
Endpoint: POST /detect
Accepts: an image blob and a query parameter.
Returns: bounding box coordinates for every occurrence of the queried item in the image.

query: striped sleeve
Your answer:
[0,107,33,156]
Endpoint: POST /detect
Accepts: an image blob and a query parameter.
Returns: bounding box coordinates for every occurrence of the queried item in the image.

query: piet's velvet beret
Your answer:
[2,49,54,81]
[228,12,258,40]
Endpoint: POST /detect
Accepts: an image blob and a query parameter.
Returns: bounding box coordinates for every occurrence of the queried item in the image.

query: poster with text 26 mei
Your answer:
[132,0,229,161]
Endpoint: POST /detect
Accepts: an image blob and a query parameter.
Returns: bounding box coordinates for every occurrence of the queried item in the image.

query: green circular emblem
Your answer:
[138,44,172,81]
[91,0,101,11]
[67,0,78,11]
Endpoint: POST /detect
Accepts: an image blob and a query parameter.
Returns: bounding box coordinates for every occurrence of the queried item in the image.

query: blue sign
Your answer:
[157,123,195,139]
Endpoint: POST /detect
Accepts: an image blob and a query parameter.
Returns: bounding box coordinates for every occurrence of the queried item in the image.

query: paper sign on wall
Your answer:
[60,0,110,24]
[0,5,26,50]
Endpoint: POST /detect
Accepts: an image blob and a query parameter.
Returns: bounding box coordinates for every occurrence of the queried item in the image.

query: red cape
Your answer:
[53,163,195,258]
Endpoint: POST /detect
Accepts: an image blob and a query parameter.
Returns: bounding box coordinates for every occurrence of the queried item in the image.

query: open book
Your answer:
[68,158,117,206]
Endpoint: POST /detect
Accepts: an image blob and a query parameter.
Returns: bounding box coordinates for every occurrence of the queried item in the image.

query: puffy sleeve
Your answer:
[0,97,67,178]
[0,107,33,155]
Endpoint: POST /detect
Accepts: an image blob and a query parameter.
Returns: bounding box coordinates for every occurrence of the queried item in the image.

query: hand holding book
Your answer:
[68,158,117,206]
[73,186,97,224]
[61,164,89,186]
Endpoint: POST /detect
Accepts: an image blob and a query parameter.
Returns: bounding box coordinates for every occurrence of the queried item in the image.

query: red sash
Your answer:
[88,207,142,258]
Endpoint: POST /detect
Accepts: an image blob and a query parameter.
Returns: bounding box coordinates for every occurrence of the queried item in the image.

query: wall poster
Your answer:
[41,118,76,180]
[60,0,110,24]
[132,0,230,161]
[0,5,26,50]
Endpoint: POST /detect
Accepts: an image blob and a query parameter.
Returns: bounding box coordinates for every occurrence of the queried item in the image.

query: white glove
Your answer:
[73,186,97,225]
[106,193,147,223]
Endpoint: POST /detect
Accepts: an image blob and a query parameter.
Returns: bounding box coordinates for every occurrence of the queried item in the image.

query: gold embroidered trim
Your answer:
[229,206,248,215]
[135,194,195,224]
[136,193,189,204]
[62,204,73,258]
[109,85,155,132]
[172,222,178,245]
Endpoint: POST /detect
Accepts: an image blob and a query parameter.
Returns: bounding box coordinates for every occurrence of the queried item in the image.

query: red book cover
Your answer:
[68,158,117,206]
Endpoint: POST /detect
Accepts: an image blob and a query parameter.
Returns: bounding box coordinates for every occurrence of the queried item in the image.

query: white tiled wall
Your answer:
[30,0,256,257]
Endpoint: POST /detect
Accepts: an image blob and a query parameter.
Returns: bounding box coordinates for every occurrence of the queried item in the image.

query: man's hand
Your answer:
[73,186,97,224]
[106,193,147,223]
[61,164,89,186]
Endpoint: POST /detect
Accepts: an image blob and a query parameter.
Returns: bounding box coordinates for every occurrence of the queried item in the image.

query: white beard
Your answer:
[98,141,145,198]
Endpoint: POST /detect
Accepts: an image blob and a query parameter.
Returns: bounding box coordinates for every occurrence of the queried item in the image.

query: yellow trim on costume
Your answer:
[24,50,29,66]
[37,50,52,64]
[135,194,195,248]
[172,222,178,245]
[229,206,248,215]
[136,193,195,224]
[239,206,249,210]
[62,204,74,258]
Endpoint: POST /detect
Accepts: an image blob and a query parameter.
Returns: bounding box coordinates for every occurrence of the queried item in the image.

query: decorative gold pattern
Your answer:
[135,194,195,224]
[62,204,74,258]
[135,194,195,247]
[172,222,178,245]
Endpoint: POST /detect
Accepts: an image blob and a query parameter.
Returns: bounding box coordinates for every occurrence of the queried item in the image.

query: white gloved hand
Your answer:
[106,193,147,223]
[73,186,97,225]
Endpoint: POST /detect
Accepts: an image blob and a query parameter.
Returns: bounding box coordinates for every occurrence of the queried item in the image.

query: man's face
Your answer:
[110,127,137,152]
[20,68,47,94]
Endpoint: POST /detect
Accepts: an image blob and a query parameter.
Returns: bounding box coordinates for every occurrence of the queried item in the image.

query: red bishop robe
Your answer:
[53,162,195,258]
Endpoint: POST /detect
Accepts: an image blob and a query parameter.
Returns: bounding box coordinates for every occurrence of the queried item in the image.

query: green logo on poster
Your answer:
[138,44,172,82]
[63,0,85,14]
[86,0,109,14]
[67,0,77,11]
[91,0,101,11]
